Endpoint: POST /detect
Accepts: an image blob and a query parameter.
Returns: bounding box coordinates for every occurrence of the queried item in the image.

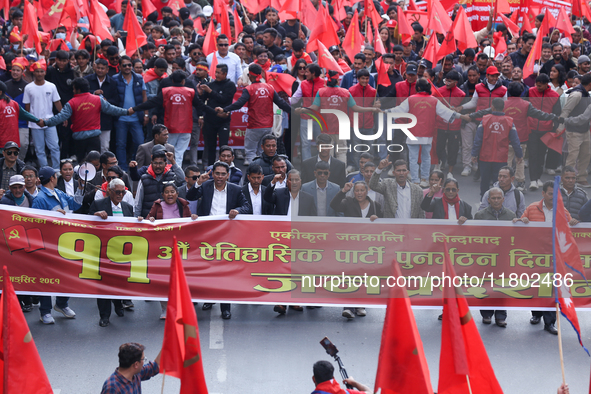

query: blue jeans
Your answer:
[168,133,191,165]
[299,119,320,161]
[31,126,60,169]
[115,120,144,171]
[407,144,431,183]
[245,127,272,162]
[40,295,69,316]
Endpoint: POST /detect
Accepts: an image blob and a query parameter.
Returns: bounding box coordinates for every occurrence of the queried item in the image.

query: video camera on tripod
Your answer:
[320,337,354,390]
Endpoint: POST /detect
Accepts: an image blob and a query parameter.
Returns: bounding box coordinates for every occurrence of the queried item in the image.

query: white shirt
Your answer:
[206,51,242,84]
[64,178,75,196]
[288,191,299,217]
[210,183,228,215]
[360,204,370,218]
[23,81,61,129]
[111,201,124,217]
[543,203,553,222]
[248,183,262,215]
[448,203,457,221]
[273,178,287,189]
[395,182,411,219]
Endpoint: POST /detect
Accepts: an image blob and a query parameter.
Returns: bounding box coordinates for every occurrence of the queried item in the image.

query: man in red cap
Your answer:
[455,65,507,179]
[5,56,29,161]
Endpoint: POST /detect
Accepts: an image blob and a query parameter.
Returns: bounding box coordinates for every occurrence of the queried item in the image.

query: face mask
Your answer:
[256,39,264,45]
[12,44,19,50]
[56,33,66,39]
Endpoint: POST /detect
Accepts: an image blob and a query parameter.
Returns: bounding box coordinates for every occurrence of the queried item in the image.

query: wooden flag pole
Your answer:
[466,375,473,394]
[160,370,166,394]
[556,302,567,385]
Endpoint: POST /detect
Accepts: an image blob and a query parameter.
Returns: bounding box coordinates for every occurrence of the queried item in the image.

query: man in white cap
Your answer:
[0,174,34,207]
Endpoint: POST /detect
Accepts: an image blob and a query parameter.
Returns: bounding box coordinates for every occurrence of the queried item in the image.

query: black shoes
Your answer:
[21,304,33,313]
[273,305,286,314]
[496,319,507,328]
[482,317,492,324]
[122,300,134,309]
[99,318,110,327]
[544,324,558,335]
[115,308,124,317]
[221,310,231,319]
[530,316,541,325]
[202,303,214,310]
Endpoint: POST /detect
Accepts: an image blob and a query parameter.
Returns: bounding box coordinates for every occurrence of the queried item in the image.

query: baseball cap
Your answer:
[387,20,397,29]
[579,55,591,65]
[486,66,500,75]
[38,166,58,185]
[418,59,429,68]
[9,174,25,186]
[152,144,166,155]
[3,141,19,150]
[328,45,339,53]
[179,7,190,20]
[483,46,495,59]
[406,63,418,75]
[203,5,213,17]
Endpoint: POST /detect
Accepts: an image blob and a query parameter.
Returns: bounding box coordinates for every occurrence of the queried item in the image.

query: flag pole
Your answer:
[465,375,473,394]
[556,302,566,385]
[160,370,166,394]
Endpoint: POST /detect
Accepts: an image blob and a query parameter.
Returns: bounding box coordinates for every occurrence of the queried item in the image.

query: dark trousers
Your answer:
[97,298,123,319]
[204,122,230,166]
[528,132,562,180]
[75,136,101,165]
[57,123,74,159]
[532,310,557,326]
[388,129,408,163]
[479,161,505,197]
[480,310,507,320]
[436,129,461,167]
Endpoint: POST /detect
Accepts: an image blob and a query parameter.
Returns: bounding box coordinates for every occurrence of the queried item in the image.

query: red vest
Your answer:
[68,93,101,133]
[300,77,326,120]
[348,83,376,128]
[479,113,514,162]
[435,86,465,131]
[0,99,20,148]
[475,82,507,114]
[245,82,276,129]
[504,97,532,143]
[317,86,351,134]
[528,87,559,132]
[395,80,416,105]
[163,86,195,134]
[407,92,439,138]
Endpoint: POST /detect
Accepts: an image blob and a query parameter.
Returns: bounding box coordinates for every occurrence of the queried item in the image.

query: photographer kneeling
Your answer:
[311,360,371,394]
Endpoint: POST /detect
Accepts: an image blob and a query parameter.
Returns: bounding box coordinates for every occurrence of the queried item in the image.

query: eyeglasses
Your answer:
[316,171,329,176]
[218,43,229,47]
[23,175,36,179]
[4,150,18,156]
[121,64,132,68]
[113,190,126,195]
[444,188,458,192]
[298,67,306,70]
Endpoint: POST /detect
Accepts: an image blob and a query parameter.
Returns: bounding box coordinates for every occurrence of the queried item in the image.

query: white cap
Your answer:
[560,37,572,47]
[483,46,495,59]
[203,5,213,17]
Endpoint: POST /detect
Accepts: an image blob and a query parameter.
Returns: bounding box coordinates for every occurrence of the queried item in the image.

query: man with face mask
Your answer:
[541,42,577,75]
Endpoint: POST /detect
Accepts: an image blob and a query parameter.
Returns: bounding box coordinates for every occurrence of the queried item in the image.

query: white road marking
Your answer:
[217,353,227,383]
[209,319,224,349]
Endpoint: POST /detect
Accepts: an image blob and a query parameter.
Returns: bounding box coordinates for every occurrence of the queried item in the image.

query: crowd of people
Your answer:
[0,0,590,346]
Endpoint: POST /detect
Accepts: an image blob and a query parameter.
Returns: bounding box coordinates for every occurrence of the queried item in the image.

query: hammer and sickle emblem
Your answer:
[8,229,19,240]
[48,0,66,16]
[409,13,420,23]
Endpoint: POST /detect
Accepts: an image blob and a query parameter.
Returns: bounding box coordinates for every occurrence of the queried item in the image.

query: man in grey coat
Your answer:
[301,161,341,217]
[478,166,525,217]
[561,166,588,220]
[475,187,516,327]
[369,159,424,218]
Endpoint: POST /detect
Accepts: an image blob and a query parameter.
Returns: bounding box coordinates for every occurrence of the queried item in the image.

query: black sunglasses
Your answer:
[113,190,126,195]
[121,63,132,68]
[106,176,119,181]
[218,43,229,47]
[4,150,18,156]
[191,175,200,180]
[298,66,306,70]
[316,171,329,176]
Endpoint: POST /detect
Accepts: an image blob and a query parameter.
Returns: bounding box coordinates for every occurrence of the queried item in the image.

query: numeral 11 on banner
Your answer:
[58,233,150,283]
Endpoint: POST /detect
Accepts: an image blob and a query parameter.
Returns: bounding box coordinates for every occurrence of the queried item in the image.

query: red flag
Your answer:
[300,0,318,28]
[499,12,520,37]
[194,16,205,35]
[215,0,231,39]
[279,0,300,14]
[3,225,29,253]
[122,2,147,56]
[541,7,557,33]
[495,0,510,14]
[0,266,53,393]
[541,129,565,154]
[233,7,243,43]
[553,179,589,355]
[141,0,157,21]
[422,34,440,65]
[365,0,383,30]
[436,30,456,62]
[57,0,80,32]
[50,39,68,51]
[202,19,218,56]
[21,1,41,54]
[438,242,504,394]
[209,52,217,79]
[333,0,347,22]
[160,239,209,394]
[406,10,429,30]
[397,11,413,45]
[375,57,391,87]
[317,40,344,74]
[39,0,66,33]
[556,7,575,41]
[426,0,453,35]
[307,3,340,52]
[342,9,363,61]
[523,29,543,78]
[168,0,184,16]
[89,0,114,41]
[493,31,506,55]
[452,6,477,52]
[408,0,419,11]
[267,72,296,96]
[374,261,434,394]
[374,25,387,54]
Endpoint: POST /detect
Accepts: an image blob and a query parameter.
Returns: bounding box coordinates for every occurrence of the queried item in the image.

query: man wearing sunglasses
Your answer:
[301,160,341,217]
[206,35,242,84]
[178,165,200,214]
[0,141,25,200]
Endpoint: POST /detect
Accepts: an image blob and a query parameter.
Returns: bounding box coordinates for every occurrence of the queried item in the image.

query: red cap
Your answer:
[387,20,397,29]
[486,66,500,75]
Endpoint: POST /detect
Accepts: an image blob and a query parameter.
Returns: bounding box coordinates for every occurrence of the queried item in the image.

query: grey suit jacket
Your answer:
[135,140,176,168]
[301,180,341,217]
[368,171,425,218]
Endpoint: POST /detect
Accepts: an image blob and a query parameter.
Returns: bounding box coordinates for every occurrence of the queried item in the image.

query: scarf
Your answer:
[442,193,461,219]
[257,60,271,71]
[146,164,172,179]
[290,52,312,67]
[143,68,168,83]
[13,194,25,206]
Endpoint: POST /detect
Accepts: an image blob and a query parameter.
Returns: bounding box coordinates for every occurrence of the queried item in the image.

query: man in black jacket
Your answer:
[197,63,236,166]
[252,135,293,176]
[46,50,75,159]
[301,134,346,188]
[86,59,120,153]
[0,141,25,199]
[263,169,316,216]
[243,164,273,215]
[88,178,134,327]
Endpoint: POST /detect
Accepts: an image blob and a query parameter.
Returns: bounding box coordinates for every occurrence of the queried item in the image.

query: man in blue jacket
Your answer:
[32,166,84,324]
